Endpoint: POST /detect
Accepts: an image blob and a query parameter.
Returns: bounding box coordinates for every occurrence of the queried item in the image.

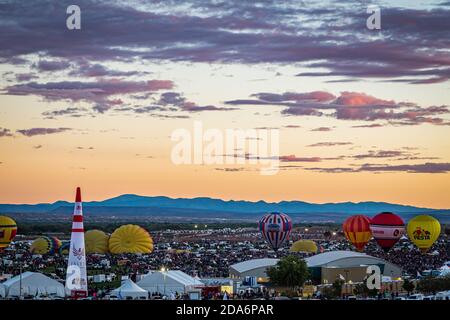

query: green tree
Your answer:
[416,276,450,294]
[332,279,344,298]
[320,286,336,299]
[402,279,415,294]
[267,255,310,290]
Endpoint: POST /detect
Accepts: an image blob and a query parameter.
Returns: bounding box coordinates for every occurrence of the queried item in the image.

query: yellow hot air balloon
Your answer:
[85,230,110,254]
[109,224,153,254]
[30,236,60,255]
[407,215,441,253]
[289,240,318,253]
[0,216,17,252]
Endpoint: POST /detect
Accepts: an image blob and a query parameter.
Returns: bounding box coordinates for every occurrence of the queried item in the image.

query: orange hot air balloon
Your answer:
[343,215,372,252]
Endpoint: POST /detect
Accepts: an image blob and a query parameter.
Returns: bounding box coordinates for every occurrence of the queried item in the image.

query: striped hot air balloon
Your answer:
[30,236,61,255]
[342,215,372,252]
[259,212,292,251]
[370,212,405,252]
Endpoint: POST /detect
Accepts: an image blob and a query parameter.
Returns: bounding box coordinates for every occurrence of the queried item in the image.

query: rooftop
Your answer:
[230,258,279,273]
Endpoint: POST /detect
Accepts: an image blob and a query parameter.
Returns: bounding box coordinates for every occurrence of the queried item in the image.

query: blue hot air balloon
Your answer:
[259,212,292,251]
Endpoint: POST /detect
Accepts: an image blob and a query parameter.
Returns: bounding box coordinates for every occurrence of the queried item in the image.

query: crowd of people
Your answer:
[1,227,449,287]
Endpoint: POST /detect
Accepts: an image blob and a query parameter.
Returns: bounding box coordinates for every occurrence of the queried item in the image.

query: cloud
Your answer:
[15,73,38,82]
[33,60,71,72]
[311,127,332,132]
[305,162,450,174]
[280,155,322,162]
[4,79,173,113]
[307,142,353,147]
[352,123,383,128]
[157,92,235,112]
[358,163,450,174]
[226,90,450,126]
[215,167,246,172]
[0,128,14,137]
[1,1,448,83]
[42,107,88,119]
[352,150,408,160]
[68,62,144,78]
[16,127,72,137]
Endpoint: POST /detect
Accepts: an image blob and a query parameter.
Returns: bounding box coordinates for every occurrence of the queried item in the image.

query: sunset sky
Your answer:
[1,0,449,208]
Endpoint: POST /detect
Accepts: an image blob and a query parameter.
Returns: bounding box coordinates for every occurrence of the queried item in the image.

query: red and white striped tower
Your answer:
[65,187,88,298]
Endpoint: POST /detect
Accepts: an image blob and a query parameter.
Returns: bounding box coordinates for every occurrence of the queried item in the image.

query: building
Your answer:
[137,270,204,295]
[111,279,148,299]
[305,251,402,284]
[200,278,234,294]
[1,272,65,298]
[229,258,278,282]
[229,251,402,284]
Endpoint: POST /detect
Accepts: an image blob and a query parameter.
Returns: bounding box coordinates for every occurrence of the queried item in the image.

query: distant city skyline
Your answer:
[1,1,449,207]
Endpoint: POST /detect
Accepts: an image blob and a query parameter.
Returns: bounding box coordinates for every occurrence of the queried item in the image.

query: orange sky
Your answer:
[1,1,450,208]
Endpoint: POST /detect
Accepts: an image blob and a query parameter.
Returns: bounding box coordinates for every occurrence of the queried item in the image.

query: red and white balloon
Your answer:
[369,212,405,252]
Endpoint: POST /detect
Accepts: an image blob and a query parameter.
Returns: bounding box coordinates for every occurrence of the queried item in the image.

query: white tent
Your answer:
[137,270,203,295]
[2,272,65,297]
[440,265,450,277]
[111,279,148,300]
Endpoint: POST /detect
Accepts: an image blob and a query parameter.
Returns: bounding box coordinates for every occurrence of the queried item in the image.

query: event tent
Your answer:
[137,270,203,295]
[111,279,148,299]
[2,272,65,297]
[440,265,450,277]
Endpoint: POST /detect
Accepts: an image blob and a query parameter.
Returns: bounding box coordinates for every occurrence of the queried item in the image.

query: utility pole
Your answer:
[19,263,22,299]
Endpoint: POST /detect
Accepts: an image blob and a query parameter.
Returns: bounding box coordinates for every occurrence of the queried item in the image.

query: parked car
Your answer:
[435,291,450,300]
[407,294,424,300]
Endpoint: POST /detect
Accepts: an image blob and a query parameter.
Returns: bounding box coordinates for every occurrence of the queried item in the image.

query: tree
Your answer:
[332,279,344,298]
[267,255,310,289]
[320,279,344,300]
[402,279,415,295]
[416,276,450,294]
[353,282,377,298]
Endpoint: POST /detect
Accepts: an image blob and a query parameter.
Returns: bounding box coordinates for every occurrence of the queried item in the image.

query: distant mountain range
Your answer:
[1,194,449,223]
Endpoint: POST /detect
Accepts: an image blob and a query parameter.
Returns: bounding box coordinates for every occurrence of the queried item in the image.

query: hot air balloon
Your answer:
[342,215,372,252]
[289,240,318,253]
[109,224,153,254]
[407,215,441,253]
[259,212,292,251]
[30,236,61,255]
[370,212,405,252]
[59,241,70,255]
[0,216,17,252]
[50,236,62,251]
[85,230,109,254]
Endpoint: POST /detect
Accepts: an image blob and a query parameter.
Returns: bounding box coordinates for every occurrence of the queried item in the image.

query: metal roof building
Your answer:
[229,258,279,281]
[229,251,402,284]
